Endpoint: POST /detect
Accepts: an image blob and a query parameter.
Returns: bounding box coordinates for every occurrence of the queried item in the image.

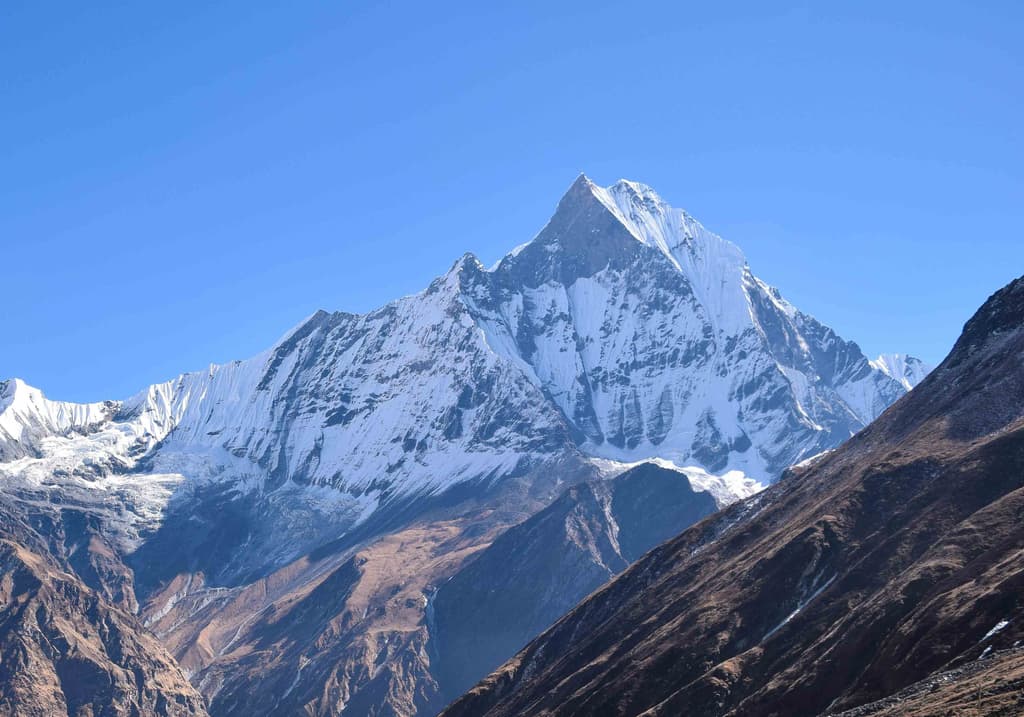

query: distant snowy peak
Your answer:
[595,178,753,333]
[503,173,745,273]
[870,353,931,391]
[0,378,114,432]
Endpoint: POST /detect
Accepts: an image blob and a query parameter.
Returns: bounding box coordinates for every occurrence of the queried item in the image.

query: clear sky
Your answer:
[2,1,1022,402]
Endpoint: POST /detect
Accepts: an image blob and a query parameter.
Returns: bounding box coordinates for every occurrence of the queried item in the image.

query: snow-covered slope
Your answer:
[870,352,932,390]
[0,378,117,460]
[0,175,925,572]
[461,176,923,476]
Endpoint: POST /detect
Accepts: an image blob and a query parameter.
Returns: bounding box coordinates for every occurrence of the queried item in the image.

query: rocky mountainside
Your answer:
[442,275,1024,717]
[431,462,722,702]
[467,176,916,479]
[0,503,207,716]
[0,176,927,716]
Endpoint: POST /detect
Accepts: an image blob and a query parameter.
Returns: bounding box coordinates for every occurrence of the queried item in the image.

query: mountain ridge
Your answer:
[0,175,931,716]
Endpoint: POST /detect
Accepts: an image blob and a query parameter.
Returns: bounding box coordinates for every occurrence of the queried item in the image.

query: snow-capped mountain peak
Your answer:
[0,176,925,575]
[509,175,754,338]
[460,176,920,476]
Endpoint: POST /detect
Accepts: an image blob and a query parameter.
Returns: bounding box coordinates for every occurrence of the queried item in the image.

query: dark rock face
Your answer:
[0,507,207,717]
[441,276,1024,717]
[501,174,652,288]
[431,463,718,703]
[129,483,259,594]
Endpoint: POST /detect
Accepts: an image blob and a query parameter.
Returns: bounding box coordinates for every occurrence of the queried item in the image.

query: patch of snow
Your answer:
[763,574,835,642]
[791,449,834,470]
[589,457,764,507]
[982,619,1010,641]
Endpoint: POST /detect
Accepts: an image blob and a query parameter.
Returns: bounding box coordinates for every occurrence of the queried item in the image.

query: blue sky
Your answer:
[2,1,1022,402]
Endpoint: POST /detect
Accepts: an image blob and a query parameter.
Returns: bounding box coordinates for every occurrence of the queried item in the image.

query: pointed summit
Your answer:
[546,172,605,218]
[491,176,752,335]
[570,171,594,189]
[495,174,647,287]
[608,177,663,202]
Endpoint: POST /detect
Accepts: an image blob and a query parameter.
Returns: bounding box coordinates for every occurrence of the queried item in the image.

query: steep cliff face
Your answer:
[442,276,1024,717]
[0,176,927,716]
[869,353,931,391]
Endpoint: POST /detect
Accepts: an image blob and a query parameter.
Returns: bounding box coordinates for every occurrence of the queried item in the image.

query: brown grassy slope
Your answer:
[830,646,1024,717]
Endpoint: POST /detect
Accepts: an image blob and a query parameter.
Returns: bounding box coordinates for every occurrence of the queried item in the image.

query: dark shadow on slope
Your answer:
[430,462,718,704]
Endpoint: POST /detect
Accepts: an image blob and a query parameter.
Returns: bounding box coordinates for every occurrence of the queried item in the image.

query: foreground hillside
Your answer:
[443,276,1024,717]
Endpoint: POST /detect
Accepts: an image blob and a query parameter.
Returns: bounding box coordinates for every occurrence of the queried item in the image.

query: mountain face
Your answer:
[431,462,721,702]
[0,176,926,716]
[442,275,1024,717]
[869,353,931,391]
[0,503,207,717]
[464,176,919,478]
[0,177,922,570]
